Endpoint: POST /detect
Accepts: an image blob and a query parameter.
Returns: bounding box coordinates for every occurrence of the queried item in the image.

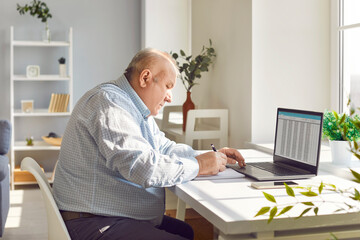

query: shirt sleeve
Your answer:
[88,91,199,188]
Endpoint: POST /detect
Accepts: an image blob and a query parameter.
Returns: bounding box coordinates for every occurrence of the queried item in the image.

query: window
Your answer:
[338,0,360,113]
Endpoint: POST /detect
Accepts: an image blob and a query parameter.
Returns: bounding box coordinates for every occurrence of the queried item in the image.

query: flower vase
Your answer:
[329,140,352,166]
[182,91,195,131]
[42,23,51,42]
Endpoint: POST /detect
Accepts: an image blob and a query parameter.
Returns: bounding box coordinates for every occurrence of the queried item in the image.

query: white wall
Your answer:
[192,0,253,148]
[252,0,331,143]
[191,0,331,147]
[141,0,191,106]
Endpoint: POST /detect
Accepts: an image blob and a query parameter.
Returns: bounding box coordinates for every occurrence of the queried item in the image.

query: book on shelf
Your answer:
[48,93,70,112]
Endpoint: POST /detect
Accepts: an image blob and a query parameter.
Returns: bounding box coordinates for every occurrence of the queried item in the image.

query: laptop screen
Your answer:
[274,108,323,171]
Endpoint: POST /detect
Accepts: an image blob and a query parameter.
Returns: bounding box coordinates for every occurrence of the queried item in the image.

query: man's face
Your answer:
[141,64,176,116]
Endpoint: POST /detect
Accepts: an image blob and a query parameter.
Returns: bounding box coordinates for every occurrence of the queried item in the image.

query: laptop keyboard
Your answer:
[247,162,300,176]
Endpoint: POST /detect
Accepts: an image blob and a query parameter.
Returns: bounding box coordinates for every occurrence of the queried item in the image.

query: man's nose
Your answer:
[165,90,172,103]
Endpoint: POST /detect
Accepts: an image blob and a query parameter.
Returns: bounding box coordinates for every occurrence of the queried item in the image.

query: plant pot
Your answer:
[329,140,352,166]
[182,91,195,131]
[59,64,67,77]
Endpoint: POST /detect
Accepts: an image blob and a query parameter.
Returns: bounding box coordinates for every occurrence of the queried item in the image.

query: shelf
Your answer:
[10,26,73,190]
[13,172,54,185]
[14,141,61,151]
[13,109,71,117]
[13,75,70,81]
[12,40,70,47]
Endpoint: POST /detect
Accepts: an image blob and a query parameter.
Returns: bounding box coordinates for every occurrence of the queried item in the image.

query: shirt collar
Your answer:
[114,75,151,119]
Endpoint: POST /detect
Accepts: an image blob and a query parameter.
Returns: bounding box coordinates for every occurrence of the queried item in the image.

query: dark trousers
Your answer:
[65,215,194,240]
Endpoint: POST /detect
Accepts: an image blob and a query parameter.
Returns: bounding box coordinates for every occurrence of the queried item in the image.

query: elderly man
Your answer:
[53,48,245,240]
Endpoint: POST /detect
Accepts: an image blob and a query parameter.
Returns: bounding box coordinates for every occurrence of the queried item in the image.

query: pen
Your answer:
[211,144,217,152]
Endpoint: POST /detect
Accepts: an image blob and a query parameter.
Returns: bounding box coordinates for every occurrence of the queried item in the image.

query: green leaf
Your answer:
[263,192,276,203]
[354,153,360,161]
[200,65,208,71]
[325,183,337,190]
[254,206,270,217]
[180,50,185,56]
[194,69,201,76]
[333,111,339,120]
[354,140,359,151]
[276,206,293,216]
[188,63,195,72]
[345,203,354,209]
[300,191,318,197]
[284,183,295,197]
[296,207,312,219]
[343,124,348,139]
[313,207,319,215]
[330,233,339,240]
[350,169,360,183]
[268,206,278,223]
[334,208,346,212]
[301,202,314,206]
[354,188,360,200]
[339,114,346,124]
[319,182,324,194]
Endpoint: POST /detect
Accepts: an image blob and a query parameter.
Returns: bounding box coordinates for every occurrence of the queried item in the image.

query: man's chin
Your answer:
[150,108,161,117]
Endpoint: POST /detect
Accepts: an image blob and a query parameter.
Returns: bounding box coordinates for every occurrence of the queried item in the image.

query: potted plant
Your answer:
[16,0,52,42]
[322,110,360,165]
[171,39,216,131]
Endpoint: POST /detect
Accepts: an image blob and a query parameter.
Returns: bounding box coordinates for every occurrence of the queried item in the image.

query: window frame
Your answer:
[332,0,360,113]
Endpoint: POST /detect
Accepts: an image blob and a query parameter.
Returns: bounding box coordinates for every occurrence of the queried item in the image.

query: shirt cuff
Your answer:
[179,156,199,181]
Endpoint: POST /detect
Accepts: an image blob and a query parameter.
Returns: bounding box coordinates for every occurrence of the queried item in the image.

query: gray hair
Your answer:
[124,48,179,80]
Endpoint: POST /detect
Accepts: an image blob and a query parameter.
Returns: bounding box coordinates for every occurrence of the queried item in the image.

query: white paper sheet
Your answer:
[194,168,244,181]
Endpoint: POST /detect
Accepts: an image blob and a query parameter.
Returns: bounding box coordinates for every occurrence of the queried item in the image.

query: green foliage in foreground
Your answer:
[254,176,360,224]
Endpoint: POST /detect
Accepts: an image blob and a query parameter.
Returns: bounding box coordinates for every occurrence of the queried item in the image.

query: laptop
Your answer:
[228,108,323,181]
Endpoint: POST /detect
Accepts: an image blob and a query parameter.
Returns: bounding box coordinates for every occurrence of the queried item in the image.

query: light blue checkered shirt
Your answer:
[53,75,199,226]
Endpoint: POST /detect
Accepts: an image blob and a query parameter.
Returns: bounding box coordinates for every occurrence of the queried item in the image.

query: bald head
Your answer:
[124,48,178,81]
[124,48,178,116]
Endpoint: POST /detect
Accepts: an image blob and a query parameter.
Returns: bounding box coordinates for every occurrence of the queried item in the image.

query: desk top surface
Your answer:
[170,149,360,235]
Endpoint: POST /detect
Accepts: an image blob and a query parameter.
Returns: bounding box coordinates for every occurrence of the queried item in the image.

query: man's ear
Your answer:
[139,69,152,88]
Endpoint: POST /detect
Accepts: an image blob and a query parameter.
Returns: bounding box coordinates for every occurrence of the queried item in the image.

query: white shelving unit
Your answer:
[9,26,73,189]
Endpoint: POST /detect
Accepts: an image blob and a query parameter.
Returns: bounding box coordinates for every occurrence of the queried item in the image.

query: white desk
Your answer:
[169,149,360,240]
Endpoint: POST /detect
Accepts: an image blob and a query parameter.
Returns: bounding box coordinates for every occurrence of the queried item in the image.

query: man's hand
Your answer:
[218,147,246,167]
[195,151,227,176]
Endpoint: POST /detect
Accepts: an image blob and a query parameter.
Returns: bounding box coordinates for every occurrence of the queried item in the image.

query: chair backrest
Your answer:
[21,157,71,240]
[161,105,183,130]
[185,109,229,148]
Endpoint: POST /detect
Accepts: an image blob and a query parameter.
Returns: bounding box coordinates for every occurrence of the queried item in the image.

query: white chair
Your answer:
[160,105,183,130]
[21,157,71,240]
[165,108,229,149]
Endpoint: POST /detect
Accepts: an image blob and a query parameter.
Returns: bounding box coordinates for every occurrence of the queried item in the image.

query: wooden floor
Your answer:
[2,186,213,240]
